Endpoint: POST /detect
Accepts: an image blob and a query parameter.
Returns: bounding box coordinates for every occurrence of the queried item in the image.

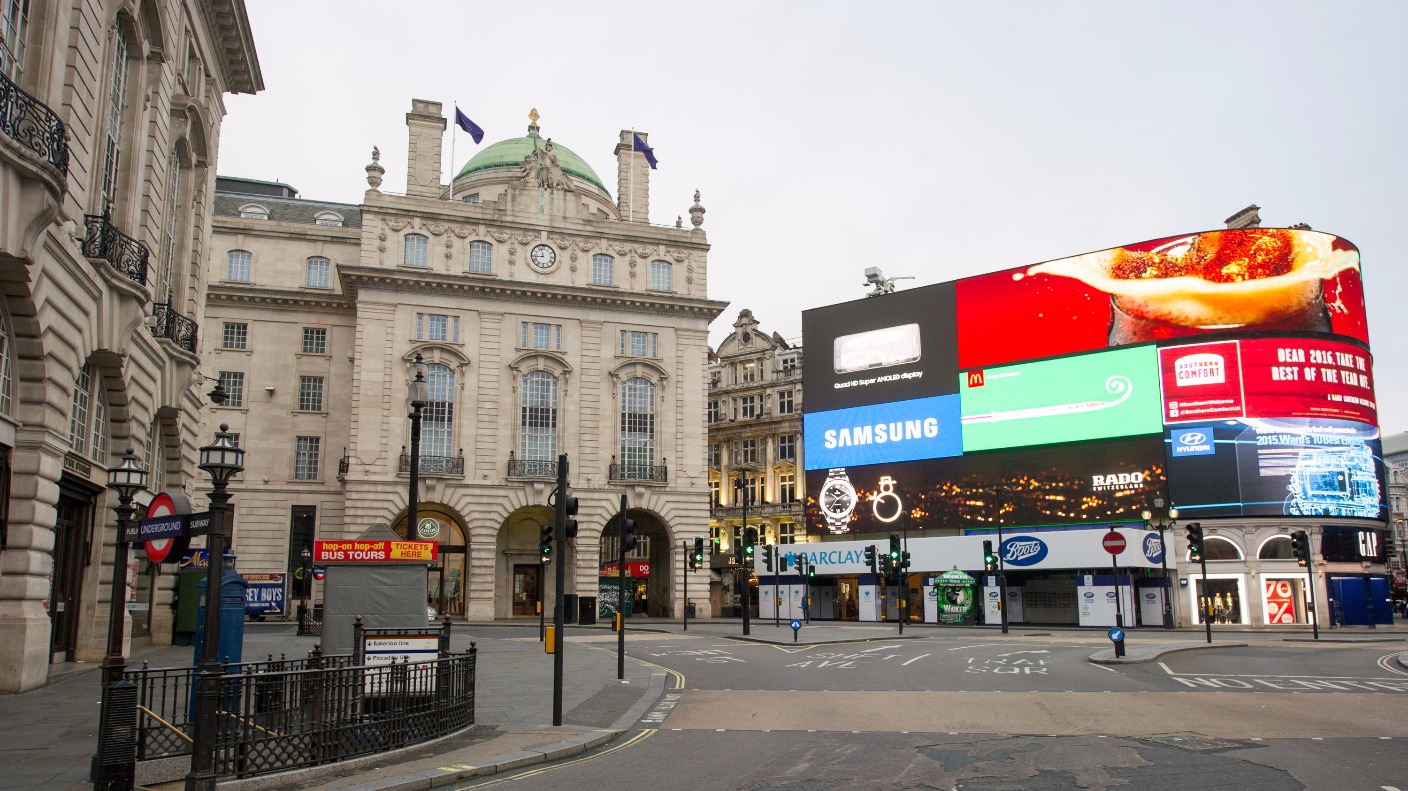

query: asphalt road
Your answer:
[456,631,1408,790]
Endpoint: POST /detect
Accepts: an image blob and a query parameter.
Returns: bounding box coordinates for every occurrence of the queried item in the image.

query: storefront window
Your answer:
[1191,576,1245,624]
[1261,577,1309,624]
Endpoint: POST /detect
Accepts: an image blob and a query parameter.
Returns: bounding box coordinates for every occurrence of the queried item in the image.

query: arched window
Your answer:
[620,377,656,475]
[227,250,252,282]
[68,367,109,463]
[592,254,614,285]
[421,364,455,462]
[520,371,559,463]
[237,203,269,220]
[0,310,12,415]
[404,233,429,267]
[649,260,672,291]
[314,211,343,227]
[157,149,184,298]
[100,24,130,204]
[306,256,330,288]
[1258,535,1294,560]
[1199,536,1243,561]
[468,240,493,274]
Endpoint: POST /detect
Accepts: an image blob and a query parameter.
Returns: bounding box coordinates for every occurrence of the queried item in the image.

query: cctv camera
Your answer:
[864,266,885,284]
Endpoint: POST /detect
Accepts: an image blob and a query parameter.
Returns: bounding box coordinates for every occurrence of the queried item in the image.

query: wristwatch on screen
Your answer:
[820,468,857,533]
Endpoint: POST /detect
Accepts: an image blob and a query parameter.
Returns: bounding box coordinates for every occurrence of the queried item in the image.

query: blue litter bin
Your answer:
[193,569,249,666]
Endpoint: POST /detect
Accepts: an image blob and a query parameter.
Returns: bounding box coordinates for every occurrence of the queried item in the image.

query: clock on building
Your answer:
[529,244,557,270]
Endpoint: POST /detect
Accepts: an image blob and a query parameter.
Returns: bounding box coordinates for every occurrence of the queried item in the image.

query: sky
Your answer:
[219,1,1408,434]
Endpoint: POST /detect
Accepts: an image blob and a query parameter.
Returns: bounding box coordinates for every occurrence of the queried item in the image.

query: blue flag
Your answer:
[632,133,658,169]
[455,107,484,144]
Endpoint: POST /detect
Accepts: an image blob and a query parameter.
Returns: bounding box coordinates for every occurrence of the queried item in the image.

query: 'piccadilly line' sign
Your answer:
[314,540,438,563]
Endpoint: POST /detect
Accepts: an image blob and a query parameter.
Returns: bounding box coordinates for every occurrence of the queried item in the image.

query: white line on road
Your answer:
[902,654,931,666]
[861,645,902,652]
[1160,671,1403,681]
[1381,785,1401,790]
[947,644,1001,651]
[1092,664,1120,673]
[1158,662,1175,675]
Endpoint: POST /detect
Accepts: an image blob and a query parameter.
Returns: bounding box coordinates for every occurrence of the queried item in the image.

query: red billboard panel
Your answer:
[956,229,1367,370]
[1160,337,1376,425]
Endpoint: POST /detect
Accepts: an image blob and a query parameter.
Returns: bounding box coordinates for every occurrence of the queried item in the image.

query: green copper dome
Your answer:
[455,128,609,195]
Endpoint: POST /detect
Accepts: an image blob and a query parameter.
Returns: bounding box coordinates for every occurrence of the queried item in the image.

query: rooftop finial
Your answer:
[529,108,540,125]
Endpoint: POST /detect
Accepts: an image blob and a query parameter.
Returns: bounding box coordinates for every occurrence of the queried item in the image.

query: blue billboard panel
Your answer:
[803,395,962,470]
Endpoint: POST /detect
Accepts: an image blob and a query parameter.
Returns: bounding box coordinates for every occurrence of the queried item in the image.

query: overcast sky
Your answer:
[219,1,1408,434]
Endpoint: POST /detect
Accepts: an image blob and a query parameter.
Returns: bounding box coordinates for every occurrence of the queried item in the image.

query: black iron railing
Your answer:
[398,450,464,476]
[0,69,69,178]
[149,301,198,353]
[124,648,475,778]
[609,462,668,483]
[82,212,149,286]
[337,450,350,479]
[507,452,557,478]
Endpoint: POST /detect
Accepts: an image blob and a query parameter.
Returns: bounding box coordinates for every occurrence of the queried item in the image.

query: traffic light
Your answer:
[983,540,997,572]
[762,544,776,572]
[621,513,637,554]
[900,551,911,571]
[693,537,705,567]
[1290,530,1310,566]
[540,522,554,559]
[863,544,878,574]
[744,527,757,558]
[888,534,901,562]
[806,560,816,578]
[778,553,791,572]
[879,555,892,575]
[1186,523,1204,562]
[794,555,807,576]
[563,491,580,539]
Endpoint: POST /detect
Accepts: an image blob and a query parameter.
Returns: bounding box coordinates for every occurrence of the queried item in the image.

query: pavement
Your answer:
[1,616,1402,791]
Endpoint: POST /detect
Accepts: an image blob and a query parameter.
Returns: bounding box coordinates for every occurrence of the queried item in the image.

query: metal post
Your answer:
[1112,547,1124,630]
[995,488,1009,635]
[101,496,137,689]
[1158,521,1174,628]
[740,471,751,637]
[1200,550,1212,645]
[681,539,689,632]
[186,485,230,791]
[774,549,781,629]
[95,447,145,791]
[617,494,627,681]
[551,454,568,726]
[1305,543,1320,640]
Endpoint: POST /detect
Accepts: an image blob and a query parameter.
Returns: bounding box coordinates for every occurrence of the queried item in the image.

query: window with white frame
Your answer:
[778,433,796,461]
[738,438,758,465]
[619,377,655,474]
[707,400,721,423]
[294,436,321,480]
[422,364,455,459]
[734,474,760,506]
[68,367,109,463]
[314,211,343,227]
[298,376,324,411]
[781,356,798,374]
[157,151,182,297]
[100,25,129,204]
[520,371,558,462]
[222,322,248,349]
[649,260,672,291]
[301,327,327,354]
[1,0,31,81]
[778,472,796,502]
[709,443,720,469]
[711,523,724,550]
[217,371,244,407]
[416,313,459,342]
[0,316,11,415]
[238,203,269,220]
[777,521,798,544]
[227,250,252,282]
[741,363,757,383]
[619,330,657,357]
[592,254,614,285]
[306,256,330,288]
[521,322,562,350]
[403,233,429,267]
[777,389,795,414]
[740,394,757,419]
[469,240,493,274]
[710,478,721,506]
[463,193,480,205]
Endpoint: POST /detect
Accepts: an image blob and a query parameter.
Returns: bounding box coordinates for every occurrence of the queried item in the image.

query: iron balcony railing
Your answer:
[399,450,464,476]
[82,212,149,287]
[0,69,69,178]
[337,450,350,480]
[507,452,557,478]
[149,300,198,354]
[609,462,668,483]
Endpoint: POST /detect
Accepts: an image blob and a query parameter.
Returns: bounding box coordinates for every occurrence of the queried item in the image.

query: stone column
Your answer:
[614,130,651,223]
[405,99,447,198]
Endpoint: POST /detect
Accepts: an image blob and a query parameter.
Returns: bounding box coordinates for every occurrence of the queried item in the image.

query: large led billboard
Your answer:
[804,435,1165,536]
[803,395,962,470]
[954,229,1367,370]
[1166,418,1386,520]
[1159,337,1376,425]
[960,346,1162,452]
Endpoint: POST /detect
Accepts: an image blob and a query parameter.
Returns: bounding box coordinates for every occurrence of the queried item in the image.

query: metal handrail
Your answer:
[82,212,149,286]
[507,455,558,478]
[398,451,464,476]
[609,462,668,483]
[149,300,198,353]
[0,69,69,177]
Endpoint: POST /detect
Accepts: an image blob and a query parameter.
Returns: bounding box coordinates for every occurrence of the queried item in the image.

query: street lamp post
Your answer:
[1141,497,1178,629]
[297,546,312,630]
[407,354,432,613]
[185,398,245,791]
[733,467,753,636]
[993,487,1009,634]
[93,448,147,789]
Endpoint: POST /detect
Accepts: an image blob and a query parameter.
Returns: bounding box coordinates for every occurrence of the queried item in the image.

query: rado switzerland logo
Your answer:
[1091,472,1145,491]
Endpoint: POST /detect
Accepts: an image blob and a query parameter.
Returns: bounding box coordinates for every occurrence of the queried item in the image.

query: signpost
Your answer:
[790,618,801,642]
[1103,530,1127,641]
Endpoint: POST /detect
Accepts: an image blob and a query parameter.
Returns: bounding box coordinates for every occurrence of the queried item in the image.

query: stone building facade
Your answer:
[204,101,725,622]
[707,309,805,615]
[0,0,260,691]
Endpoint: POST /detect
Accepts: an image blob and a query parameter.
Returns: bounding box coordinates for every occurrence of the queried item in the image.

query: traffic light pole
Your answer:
[995,488,1009,635]
[681,539,689,632]
[740,474,751,637]
[552,454,568,727]
[1199,549,1211,645]
[773,548,781,629]
[617,494,628,680]
[1305,541,1320,640]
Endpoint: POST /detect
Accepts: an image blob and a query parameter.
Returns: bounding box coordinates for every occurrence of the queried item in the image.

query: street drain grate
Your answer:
[1143,735,1255,753]
[564,685,645,727]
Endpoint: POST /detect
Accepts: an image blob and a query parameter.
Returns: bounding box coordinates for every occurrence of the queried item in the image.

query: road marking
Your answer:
[902,654,930,666]
[452,729,654,788]
[1092,664,1119,673]
[1382,786,1402,790]
[1158,662,1175,675]
[1376,652,1408,677]
[948,644,1001,651]
[861,645,902,652]
[996,650,1050,657]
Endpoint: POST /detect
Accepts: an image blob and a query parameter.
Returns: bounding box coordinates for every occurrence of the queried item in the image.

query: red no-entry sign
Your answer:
[1102,530,1127,555]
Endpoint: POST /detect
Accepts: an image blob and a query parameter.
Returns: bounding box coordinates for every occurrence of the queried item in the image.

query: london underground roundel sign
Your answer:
[1102,530,1127,556]
[143,492,192,564]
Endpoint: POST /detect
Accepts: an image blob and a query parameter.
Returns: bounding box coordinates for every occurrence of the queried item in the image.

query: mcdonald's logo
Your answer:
[967,370,985,388]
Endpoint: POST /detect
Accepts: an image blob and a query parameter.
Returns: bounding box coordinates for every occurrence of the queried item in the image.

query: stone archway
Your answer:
[600,508,674,618]
[393,504,470,617]
[494,506,558,619]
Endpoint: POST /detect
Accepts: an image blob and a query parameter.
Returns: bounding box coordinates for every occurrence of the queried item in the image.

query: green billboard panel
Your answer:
[960,345,1161,452]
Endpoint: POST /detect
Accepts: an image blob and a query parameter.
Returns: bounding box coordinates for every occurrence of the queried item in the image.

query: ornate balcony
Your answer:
[399,448,464,476]
[0,70,69,178]
[609,458,668,484]
[149,300,198,354]
[507,452,557,478]
[337,449,350,480]
[82,212,149,287]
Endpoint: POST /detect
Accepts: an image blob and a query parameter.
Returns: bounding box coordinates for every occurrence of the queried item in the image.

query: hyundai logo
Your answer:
[1178,431,1207,445]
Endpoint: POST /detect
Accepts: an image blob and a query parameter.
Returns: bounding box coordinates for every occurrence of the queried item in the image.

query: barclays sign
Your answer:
[1000,536,1048,567]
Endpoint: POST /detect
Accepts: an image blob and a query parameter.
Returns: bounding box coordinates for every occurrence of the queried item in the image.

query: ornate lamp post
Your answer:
[732,466,754,636]
[297,546,312,629]
[186,386,245,791]
[407,354,432,613]
[1141,497,1178,629]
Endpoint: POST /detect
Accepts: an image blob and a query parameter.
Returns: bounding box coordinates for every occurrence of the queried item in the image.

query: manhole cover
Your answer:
[1143,735,1253,753]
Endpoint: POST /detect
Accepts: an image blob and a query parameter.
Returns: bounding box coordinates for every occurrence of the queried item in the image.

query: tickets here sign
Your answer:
[314,540,438,563]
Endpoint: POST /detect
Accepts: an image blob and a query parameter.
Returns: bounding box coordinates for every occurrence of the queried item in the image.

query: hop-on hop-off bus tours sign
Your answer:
[314,540,438,563]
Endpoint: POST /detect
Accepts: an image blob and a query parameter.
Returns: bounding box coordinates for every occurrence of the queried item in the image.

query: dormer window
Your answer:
[314,211,343,227]
[463,194,480,205]
[239,203,269,220]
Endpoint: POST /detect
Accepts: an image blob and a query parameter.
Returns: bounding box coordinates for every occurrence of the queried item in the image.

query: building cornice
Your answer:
[207,284,356,312]
[201,0,263,94]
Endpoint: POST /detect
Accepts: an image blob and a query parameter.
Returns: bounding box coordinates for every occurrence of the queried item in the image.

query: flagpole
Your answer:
[629,127,635,223]
[449,102,457,200]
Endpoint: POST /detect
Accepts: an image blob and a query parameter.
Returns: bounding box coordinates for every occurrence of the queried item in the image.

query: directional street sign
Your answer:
[1108,626,1124,643]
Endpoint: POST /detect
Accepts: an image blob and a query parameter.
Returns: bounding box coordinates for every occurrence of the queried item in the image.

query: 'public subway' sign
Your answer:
[314,540,438,563]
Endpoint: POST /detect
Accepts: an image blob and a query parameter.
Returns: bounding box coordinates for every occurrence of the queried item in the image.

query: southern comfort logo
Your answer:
[1173,353,1225,386]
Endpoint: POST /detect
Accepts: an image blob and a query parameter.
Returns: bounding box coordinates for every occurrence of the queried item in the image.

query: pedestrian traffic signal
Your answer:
[888,534,901,561]
[762,544,776,572]
[863,544,878,574]
[1186,523,1204,562]
[1290,529,1310,566]
[744,527,757,558]
[693,537,705,566]
[621,514,637,553]
[540,522,554,558]
[900,551,911,571]
[983,540,997,572]
[806,561,817,578]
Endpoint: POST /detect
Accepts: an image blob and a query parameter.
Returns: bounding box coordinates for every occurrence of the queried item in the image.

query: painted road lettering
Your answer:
[1172,676,1408,692]
[966,657,1050,674]
[648,649,745,664]
[641,692,681,725]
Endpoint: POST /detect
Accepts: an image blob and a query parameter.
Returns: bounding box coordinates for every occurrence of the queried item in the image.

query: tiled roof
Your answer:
[213,193,361,228]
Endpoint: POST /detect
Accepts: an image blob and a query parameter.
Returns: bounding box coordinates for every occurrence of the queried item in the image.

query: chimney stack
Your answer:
[405,99,447,198]
[1224,204,1261,229]
[615,130,651,223]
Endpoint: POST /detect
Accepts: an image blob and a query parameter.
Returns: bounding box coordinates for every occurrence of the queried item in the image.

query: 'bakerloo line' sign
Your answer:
[757,527,1165,576]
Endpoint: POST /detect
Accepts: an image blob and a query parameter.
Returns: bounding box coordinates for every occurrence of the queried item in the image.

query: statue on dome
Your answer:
[520,138,575,192]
